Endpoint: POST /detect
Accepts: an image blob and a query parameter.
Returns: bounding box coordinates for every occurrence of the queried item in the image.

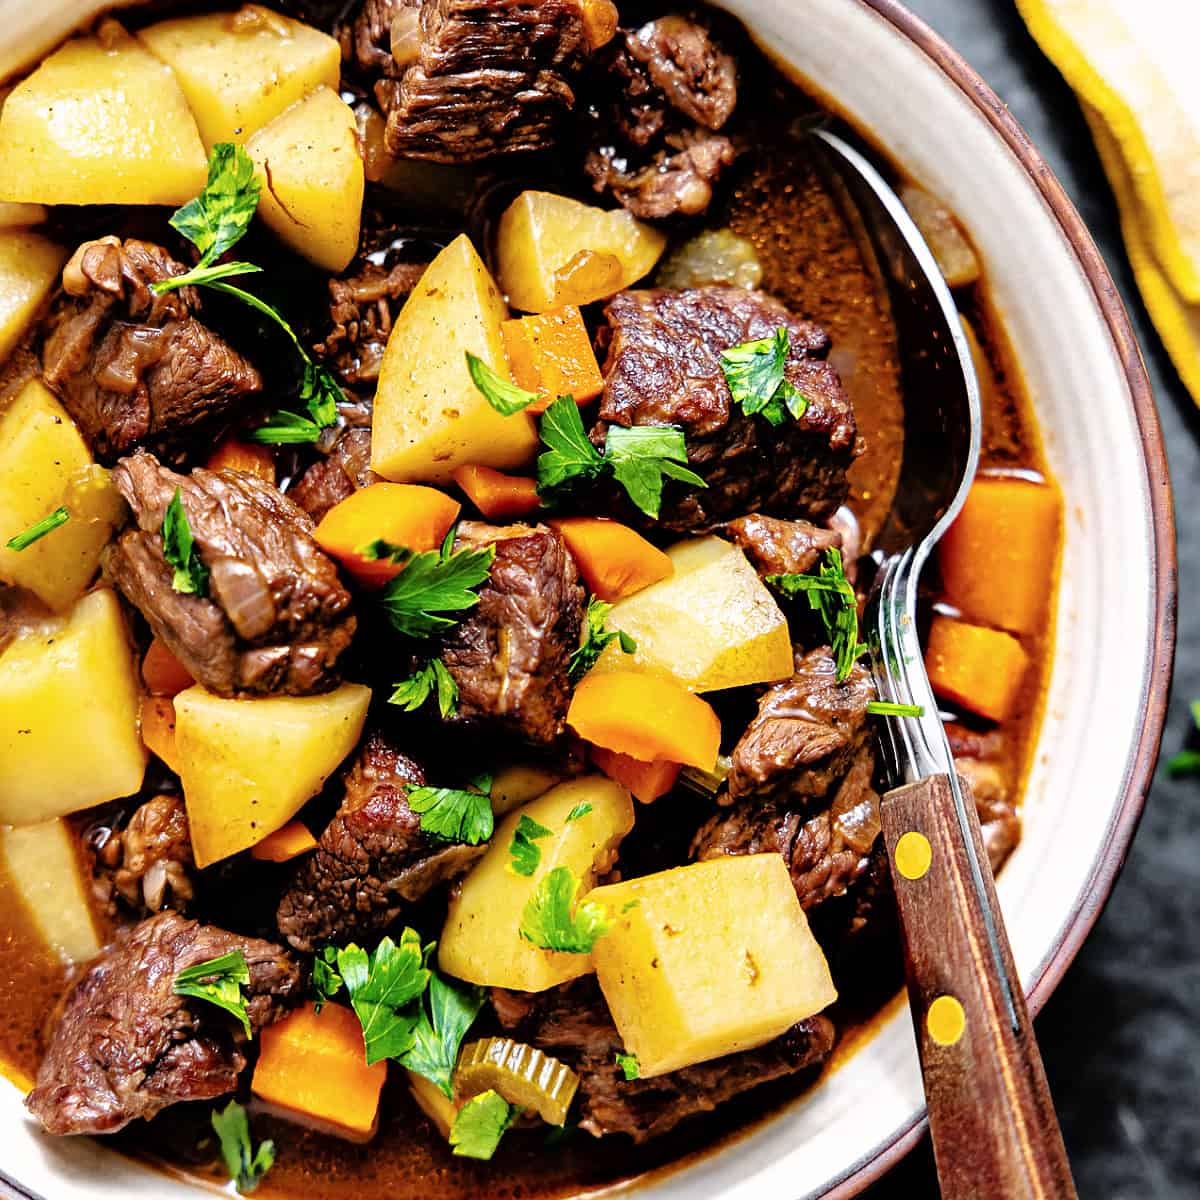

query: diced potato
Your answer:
[595,536,793,692]
[0,379,124,610]
[0,589,146,824]
[407,1070,460,1139]
[900,184,980,288]
[372,234,539,483]
[489,761,567,817]
[175,683,370,867]
[0,202,45,227]
[136,5,340,147]
[0,818,102,963]
[439,777,634,992]
[589,855,836,1077]
[0,231,67,363]
[0,24,207,206]
[497,191,667,312]
[245,86,363,273]
[655,229,763,289]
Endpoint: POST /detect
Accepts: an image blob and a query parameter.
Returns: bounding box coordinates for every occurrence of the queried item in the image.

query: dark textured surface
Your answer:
[864,3,1198,1197]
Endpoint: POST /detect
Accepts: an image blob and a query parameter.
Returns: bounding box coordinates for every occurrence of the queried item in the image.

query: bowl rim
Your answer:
[817,0,1177,1192]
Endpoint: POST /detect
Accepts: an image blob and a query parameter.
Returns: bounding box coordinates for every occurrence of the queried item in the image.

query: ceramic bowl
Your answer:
[0,0,1176,1197]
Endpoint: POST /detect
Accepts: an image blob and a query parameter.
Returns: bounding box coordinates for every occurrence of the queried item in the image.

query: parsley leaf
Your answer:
[337,931,431,1065]
[565,802,592,823]
[509,814,553,877]
[245,410,324,445]
[719,327,810,426]
[767,548,865,682]
[311,945,343,1013]
[1165,700,1200,776]
[211,1099,275,1195]
[568,597,637,683]
[450,1089,517,1160]
[378,535,495,639]
[615,1052,640,1081]
[161,487,209,596]
[536,396,607,494]
[173,949,251,1037]
[603,425,707,518]
[5,505,69,551]
[389,659,459,718]
[466,351,539,415]
[359,538,412,565]
[866,700,924,717]
[408,777,494,845]
[164,143,260,272]
[519,865,610,954]
[400,964,486,1098]
[157,260,262,293]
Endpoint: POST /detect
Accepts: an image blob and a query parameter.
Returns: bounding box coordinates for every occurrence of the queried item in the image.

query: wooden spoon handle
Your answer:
[880,774,1077,1199]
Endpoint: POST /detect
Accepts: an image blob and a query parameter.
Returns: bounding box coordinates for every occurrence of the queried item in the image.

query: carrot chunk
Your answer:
[141,638,194,697]
[937,477,1062,634]
[314,483,460,588]
[925,616,1029,723]
[252,1002,387,1144]
[250,820,318,863]
[140,696,181,774]
[453,464,541,520]
[591,746,681,803]
[500,305,604,412]
[567,670,720,770]
[205,437,276,483]
[549,517,672,601]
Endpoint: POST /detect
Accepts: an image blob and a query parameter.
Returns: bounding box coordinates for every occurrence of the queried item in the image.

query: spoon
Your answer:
[813,128,1078,1199]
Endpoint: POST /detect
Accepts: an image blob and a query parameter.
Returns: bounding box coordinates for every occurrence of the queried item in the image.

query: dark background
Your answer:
[861,2,1199,1198]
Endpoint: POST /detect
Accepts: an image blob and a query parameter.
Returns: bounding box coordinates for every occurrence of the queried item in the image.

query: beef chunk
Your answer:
[584,17,738,219]
[288,427,374,523]
[104,451,355,696]
[721,514,842,577]
[277,732,484,952]
[41,237,262,462]
[493,978,834,1141]
[946,723,1021,872]
[92,794,194,916]
[437,521,585,746]
[596,288,856,531]
[26,912,300,1136]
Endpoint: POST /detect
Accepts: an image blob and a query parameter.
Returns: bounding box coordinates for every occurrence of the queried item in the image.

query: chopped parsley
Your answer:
[519,866,610,954]
[568,597,637,683]
[1166,700,1200,776]
[615,1052,640,1081]
[866,700,924,717]
[162,487,209,596]
[466,351,539,415]
[389,659,459,718]
[211,1099,275,1195]
[400,964,486,1098]
[565,802,592,823]
[449,1089,517,1160]
[536,395,607,493]
[378,528,495,639]
[408,774,494,845]
[5,505,69,551]
[509,814,553,877]
[173,949,251,1037]
[767,548,865,682]
[336,931,430,1065]
[311,944,343,1012]
[719,327,809,426]
[359,538,412,566]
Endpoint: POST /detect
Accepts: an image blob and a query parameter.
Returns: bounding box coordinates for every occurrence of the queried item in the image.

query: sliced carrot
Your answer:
[252,1002,387,1144]
[926,616,1029,724]
[590,746,681,803]
[141,638,194,698]
[549,517,672,601]
[453,464,542,520]
[567,670,720,770]
[140,695,181,774]
[206,437,276,483]
[500,305,604,412]
[937,477,1062,635]
[250,820,319,863]
[314,483,461,588]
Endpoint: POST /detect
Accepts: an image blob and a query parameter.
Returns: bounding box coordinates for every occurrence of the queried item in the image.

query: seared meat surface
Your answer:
[26,913,300,1136]
[946,723,1022,872]
[720,513,842,577]
[41,237,262,461]
[104,451,355,696]
[277,733,485,952]
[437,521,586,746]
[93,794,195,916]
[288,427,374,523]
[493,978,834,1141]
[596,288,856,531]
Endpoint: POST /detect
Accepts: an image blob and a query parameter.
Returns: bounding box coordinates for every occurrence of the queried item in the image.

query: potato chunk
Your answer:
[175,683,370,868]
[497,191,667,312]
[439,777,634,992]
[0,380,124,610]
[595,536,793,692]
[0,230,66,363]
[137,5,340,147]
[371,234,538,483]
[245,86,363,273]
[0,202,46,228]
[0,818,102,963]
[0,25,207,206]
[588,855,837,1077]
[0,589,146,824]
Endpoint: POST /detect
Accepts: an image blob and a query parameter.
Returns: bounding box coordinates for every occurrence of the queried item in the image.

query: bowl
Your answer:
[0,1,1176,1197]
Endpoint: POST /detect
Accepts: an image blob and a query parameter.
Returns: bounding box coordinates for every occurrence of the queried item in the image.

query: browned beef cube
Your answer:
[720,513,843,577]
[92,794,195,916]
[288,427,374,523]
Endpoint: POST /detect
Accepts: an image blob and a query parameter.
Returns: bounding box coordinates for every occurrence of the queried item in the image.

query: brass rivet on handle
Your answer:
[895,831,932,880]
[927,995,966,1046]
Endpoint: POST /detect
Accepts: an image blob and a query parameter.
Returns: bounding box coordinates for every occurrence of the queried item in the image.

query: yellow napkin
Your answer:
[1016,0,1200,401]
